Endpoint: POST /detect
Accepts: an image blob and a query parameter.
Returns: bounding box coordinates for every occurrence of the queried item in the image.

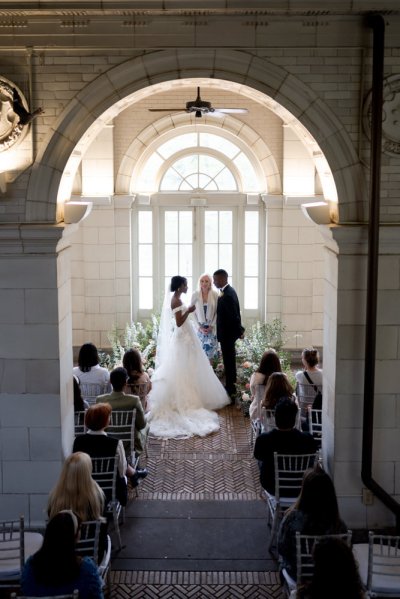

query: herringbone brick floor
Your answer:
[133,405,260,500]
[111,405,285,599]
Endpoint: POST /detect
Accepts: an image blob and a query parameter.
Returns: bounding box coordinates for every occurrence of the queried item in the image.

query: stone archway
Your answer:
[20,47,373,528]
[26,48,365,224]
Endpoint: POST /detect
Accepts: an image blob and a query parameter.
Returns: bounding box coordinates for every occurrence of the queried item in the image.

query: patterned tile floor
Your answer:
[111,405,285,599]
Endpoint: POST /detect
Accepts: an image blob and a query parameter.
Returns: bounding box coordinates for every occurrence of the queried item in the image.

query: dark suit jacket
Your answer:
[253,429,317,494]
[73,433,127,505]
[216,284,244,342]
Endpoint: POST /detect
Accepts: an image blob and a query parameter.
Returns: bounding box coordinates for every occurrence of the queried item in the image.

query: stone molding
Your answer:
[330,223,400,255]
[1,2,399,16]
[26,48,362,223]
[0,224,64,254]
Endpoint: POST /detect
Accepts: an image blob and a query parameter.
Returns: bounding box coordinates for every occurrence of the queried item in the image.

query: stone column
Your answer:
[262,194,283,322]
[0,223,73,526]
[327,224,399,528]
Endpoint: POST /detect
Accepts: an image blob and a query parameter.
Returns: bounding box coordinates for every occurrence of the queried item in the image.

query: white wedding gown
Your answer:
[148,304,229,438]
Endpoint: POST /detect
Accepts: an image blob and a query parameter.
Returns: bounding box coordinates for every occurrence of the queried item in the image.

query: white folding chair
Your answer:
[261,407,276,433]
[261,405,302,435]
[296,383,322,419]
[281,531,353,597]
[90,455,124,551]
[76,520,101,563]
[250,384,265,444]
[74,411,87,436]
[12,592,79,599]
[0,516,43,589]
[107,409,138,466]
[266,452,317,550]
[76,520,111,591]
[98,534,112,593]
[353,532,400,597]
[80,382,111,406]
[307,407,322,448]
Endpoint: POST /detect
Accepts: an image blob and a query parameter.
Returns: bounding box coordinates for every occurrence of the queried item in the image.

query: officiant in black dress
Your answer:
[213,269,245,402]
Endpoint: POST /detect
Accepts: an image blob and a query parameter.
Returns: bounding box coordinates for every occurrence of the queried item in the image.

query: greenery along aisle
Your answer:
[100,317,293,410]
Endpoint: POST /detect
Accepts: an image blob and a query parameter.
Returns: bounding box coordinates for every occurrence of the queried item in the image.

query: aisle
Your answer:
[110,405,285,598]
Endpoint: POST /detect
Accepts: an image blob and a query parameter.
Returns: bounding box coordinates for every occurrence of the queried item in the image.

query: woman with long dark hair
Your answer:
[278,468,347,581]
[148,275,229,438]
[262,372,295,410]
[73,342,110,387]
[21,511,103,599]
[249,349,282,420]
[123,348,152,410]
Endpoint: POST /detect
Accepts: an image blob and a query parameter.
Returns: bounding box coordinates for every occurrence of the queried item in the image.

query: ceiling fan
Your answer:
[148,87,249,118]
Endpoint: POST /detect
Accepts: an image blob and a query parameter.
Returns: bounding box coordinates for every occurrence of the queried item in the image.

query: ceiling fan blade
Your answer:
[214,108,249,114]
[148,108,183,112]
[206,110,225,118]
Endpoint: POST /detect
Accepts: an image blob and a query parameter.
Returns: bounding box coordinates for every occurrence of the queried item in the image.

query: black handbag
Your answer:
[303,371,322,410]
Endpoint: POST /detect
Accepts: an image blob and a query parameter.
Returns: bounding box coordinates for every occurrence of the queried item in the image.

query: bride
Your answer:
[148,275,230,438]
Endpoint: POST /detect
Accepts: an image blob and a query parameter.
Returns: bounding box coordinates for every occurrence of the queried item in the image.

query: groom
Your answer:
[213,269,245,402]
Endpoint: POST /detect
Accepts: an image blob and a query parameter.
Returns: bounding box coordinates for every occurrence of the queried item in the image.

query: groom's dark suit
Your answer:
[216,284,244,398]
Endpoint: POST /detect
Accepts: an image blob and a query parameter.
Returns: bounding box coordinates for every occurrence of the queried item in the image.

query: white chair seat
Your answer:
[0,532,43,578]
[353,542,400,595]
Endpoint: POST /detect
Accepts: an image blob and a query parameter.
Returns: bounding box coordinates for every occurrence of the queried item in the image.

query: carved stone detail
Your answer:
[363,74,400,156]
[0,77,28,152]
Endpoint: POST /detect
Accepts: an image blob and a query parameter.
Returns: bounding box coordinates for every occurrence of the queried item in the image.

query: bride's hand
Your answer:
[188,304,196,313]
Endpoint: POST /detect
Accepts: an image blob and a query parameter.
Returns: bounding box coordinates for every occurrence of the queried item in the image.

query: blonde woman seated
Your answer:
[190,273,219,360]
[249,349,282,421]
[47,452,107,560]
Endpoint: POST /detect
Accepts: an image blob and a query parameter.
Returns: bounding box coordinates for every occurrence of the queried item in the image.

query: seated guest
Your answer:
[73,342,110,387]
[123,348,152,410]
[278,468,347,582]
[253,398,317,495]
[298,537,365,599]
[21,511,103,599]
[249,349,282,421]
[73,403,135,500]
[262,372,295,410]
[295,347,323,415]
[48,452,105,521]
[96,366,149,461]
[295,347,322,388]
[47,452,107,561]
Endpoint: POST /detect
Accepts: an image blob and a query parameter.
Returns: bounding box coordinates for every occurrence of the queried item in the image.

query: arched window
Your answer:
[135,131,261,193]
[132,126,266,322]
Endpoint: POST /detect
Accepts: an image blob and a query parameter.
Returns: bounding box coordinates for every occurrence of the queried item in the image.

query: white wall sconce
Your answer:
[301,201,331,225]
[63,201,93,224]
